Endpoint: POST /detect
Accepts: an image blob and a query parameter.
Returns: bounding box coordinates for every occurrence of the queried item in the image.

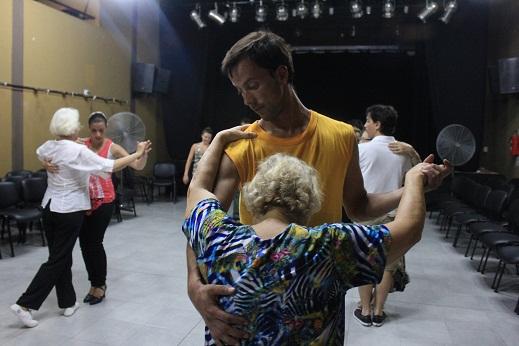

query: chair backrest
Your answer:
[470,184,491,209]
[506,198,519,233]
[5,175,26,199]
[0,182,21,209]
[484,190,508,219]
[22,177,47,205]
[153,163,176,179]
[6,170,32,178]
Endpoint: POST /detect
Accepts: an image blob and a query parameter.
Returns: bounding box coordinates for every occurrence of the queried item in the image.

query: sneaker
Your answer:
[10,304,39,328]
[353,308,372,327]
[372,312,387,327]
[63,302,80,317]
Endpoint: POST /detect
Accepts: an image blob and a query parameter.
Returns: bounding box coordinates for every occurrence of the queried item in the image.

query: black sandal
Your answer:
[89,285,107,305]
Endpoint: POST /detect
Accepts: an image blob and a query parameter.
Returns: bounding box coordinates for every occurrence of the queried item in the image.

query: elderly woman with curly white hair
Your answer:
[10,108,151,328]
[183,125,434,346]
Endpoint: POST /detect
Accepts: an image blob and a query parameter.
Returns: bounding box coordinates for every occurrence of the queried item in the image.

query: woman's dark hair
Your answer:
[88,111,108,126]
[366,105,398,135]
[221,31,294,84]
[201,127,213,135]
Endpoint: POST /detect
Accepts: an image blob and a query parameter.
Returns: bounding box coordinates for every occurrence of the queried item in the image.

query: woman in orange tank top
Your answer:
[80,112,150,305]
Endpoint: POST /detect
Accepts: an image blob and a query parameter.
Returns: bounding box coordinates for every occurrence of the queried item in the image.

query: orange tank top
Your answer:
[85,138,115,204]
[225,111,356,226]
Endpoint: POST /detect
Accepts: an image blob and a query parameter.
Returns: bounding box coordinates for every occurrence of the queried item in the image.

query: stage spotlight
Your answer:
[256,0,267,22]
[382,0,395,19]
[349,1,363,19]
[276,1,289,21]
[366,5,372,15]
[439,0,457,24]
[208,3,226,25]
[296,0,309,19]
[229,2,240,23]
[403,5,409,14]
[190,4,206,29]
[418,0,439,23]
[311,1,322,19]
[329,6,335,16]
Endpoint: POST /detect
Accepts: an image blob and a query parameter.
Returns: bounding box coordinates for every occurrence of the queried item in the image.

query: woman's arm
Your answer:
[384,163,430,264]
[388,141,421,166]
[110,143,151,171]
[185,126,256,217]
[183,144,196,185]
[112,141,152,172]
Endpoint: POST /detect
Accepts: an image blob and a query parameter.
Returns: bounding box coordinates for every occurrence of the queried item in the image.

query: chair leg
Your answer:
[494,262,506,293]
[132,198,137,217]
[173,182,177,203]
[491,260,502,289]
[470,239,479,260]
[39,219,46,246]
[7,221,15,257]
[452,224,463,247]
[464,233,474,257]
[481,248,492,274]
[477,247,488,272]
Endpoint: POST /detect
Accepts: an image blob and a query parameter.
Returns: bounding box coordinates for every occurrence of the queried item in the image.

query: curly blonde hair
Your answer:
[242,153,322,224]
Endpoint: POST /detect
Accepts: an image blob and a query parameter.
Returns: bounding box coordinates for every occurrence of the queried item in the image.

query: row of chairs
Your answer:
[0,177,47,258]
[428,175,519,314]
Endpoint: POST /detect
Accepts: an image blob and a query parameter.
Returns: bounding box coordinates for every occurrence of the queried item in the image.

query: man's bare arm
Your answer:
[186,151,247,344]
[343,144,403,222]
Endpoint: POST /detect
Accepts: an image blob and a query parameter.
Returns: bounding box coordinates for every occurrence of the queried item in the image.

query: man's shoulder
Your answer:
[313,111,354,138]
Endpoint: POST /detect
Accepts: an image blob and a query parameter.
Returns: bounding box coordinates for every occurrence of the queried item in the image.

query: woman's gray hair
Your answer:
[242,153,322,225]
[49,108,81,136]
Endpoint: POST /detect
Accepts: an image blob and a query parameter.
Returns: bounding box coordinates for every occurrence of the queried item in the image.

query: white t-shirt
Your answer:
[359,135,412,194]
[36,140,115,213]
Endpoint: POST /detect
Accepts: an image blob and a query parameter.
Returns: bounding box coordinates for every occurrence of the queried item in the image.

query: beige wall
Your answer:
[482,0,519,178]
[0,0,13,175]
[0,0,166,176]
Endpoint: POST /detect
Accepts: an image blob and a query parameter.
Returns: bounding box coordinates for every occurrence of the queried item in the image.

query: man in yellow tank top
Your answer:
[186,31,451,345]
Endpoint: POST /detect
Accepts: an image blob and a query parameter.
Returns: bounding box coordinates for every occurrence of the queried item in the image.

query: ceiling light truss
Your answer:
[188,0,458,28]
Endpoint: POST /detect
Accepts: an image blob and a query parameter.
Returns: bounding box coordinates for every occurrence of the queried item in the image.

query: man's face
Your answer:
[364,114,378,138]
[229,58,286,122]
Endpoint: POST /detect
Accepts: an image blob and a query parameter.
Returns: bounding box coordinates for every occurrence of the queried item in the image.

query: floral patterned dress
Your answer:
[183,199,391,345]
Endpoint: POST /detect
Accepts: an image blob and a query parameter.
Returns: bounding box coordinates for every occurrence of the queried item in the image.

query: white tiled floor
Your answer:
[1,200,518,345]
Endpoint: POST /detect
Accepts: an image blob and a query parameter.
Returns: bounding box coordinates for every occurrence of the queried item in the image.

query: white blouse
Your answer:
[36,140,115,213]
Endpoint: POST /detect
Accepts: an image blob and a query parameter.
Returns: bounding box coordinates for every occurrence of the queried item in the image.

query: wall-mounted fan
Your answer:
[106,112,146,153]
[435,124,476,167]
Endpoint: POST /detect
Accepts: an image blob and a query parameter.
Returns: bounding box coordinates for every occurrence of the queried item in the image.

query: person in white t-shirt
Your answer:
[354,104,413,327]
[10,108,151,328]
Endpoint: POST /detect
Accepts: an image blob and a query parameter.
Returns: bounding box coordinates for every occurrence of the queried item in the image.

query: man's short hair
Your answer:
[221,31,294,83]
[366,104,399,135]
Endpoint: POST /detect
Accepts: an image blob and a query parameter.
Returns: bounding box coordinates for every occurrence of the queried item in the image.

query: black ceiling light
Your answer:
[229,2,240,23]
[382,0,395,19]
[350,0,363,19]
[256,0,267,22]
[311,1,322,19]
[208,2,226,25]
[190,4,206,29]
[296,0,309,19]
[439,0,457,24]
[418,0,439,23]
[276,1,289,21]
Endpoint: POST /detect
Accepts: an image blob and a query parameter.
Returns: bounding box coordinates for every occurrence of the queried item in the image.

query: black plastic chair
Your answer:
[451,189,508,248]
[491,244,519,293]
[150,163,177,203]
[6,170,32,178]
[19,178,47,245]
[0,182,22,257]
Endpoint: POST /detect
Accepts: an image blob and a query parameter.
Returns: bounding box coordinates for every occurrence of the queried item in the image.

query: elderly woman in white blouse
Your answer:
[10,108,151,328]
